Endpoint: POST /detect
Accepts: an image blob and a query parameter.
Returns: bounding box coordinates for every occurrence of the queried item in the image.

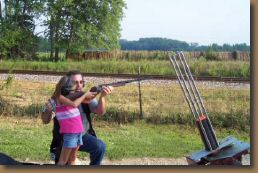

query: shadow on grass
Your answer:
[0,96,42,117]
[96,106,250,132]
[0,97,250,132]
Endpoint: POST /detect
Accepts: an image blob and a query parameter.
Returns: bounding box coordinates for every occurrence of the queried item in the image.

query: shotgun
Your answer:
[89,77,150,94]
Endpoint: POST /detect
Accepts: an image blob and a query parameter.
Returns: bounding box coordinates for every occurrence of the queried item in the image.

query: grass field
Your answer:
[0,58,250,77]
[0,78,250,162]
[0,78,250,131]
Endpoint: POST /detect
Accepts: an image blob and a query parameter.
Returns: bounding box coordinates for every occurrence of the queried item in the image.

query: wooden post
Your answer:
[138,66,143,119]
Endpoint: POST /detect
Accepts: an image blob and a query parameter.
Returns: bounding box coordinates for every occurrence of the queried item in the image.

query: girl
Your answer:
[52,76,96,165]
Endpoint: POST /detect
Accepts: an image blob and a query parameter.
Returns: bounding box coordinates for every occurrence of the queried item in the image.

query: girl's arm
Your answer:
[58,91,97,107]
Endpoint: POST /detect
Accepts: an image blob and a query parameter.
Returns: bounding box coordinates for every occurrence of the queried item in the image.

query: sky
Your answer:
[1,0,250,46]
[121,0,250,46]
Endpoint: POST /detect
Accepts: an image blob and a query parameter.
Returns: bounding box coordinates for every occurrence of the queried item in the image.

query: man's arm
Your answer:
[94,96,106,115]
[93,86,113,115]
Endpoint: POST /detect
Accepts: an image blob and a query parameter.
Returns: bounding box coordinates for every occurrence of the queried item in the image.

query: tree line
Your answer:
[38,36,250,53]
[119,38,250,52]
[0,0,126,61]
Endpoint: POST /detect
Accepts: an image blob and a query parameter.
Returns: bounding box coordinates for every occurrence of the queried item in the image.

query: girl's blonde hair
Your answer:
[51,76,69,99]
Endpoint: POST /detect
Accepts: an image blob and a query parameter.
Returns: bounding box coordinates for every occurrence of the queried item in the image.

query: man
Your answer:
[43,70,113,165]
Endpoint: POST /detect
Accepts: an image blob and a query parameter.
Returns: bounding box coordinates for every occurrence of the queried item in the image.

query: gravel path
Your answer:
[81,154,251,165]
[0,73,250,90]
[25,154,250,165]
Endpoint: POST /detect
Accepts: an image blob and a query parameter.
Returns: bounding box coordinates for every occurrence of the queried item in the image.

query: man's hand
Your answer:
[93,86,113,115]
[99,86,113,97]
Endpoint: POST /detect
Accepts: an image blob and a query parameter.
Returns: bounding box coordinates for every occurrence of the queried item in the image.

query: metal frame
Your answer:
[169,51,250,165]
[169,51,219,151]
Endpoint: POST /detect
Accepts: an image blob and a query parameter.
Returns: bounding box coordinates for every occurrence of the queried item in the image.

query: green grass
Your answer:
[0,79,250,162]
[0,117,250,162]
[0,58,250,77]
[0,117,52,161]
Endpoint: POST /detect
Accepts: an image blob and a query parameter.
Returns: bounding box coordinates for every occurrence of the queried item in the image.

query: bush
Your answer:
[205,49,219,61]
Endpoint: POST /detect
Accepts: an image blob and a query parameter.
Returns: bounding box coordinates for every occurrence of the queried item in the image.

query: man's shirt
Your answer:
[79,98,98,135]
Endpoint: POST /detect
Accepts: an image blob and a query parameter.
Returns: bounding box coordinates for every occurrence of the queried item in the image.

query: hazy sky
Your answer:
[1,0,249,46]
[121,0,250,45]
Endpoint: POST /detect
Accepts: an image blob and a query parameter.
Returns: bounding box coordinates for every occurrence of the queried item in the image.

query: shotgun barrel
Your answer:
[89,77,150,93]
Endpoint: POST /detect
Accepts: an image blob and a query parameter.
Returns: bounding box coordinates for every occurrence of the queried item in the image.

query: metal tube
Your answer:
[169,56,197,119]
[179,51,219,146]
[170,54,213,150]
[172,55,200,116]
[179,51,205,114]
[177,52,204,116]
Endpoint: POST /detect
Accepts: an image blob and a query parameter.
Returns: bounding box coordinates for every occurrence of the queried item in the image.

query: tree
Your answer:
[222,44,232,51]
[120,37,190,51]
[119,38,250,52]
[0,0,44,59]
[0,1,2,21]
[0,0,126,60]
[37,36,51,52]
[43,0,126,61]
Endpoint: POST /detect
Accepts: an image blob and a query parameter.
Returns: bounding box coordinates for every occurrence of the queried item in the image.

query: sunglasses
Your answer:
[72,80,84,85]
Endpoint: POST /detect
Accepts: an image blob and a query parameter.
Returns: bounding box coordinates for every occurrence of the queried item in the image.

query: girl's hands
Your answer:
[82,91,98,103]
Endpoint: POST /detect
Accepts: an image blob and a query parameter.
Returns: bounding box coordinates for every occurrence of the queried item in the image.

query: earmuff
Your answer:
[80,74,85,88]
[61,76,71,96]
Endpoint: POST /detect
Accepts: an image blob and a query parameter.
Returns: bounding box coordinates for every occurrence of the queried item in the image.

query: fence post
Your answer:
[138,66,143,119]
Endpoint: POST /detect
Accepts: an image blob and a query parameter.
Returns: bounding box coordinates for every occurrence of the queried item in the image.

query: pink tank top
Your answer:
[56,105,84,134]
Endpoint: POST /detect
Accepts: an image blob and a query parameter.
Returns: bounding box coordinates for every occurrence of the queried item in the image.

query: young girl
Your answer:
[52,76,96,165]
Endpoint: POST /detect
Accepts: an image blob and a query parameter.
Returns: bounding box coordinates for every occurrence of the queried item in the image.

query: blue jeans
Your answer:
[62,133,83,148]
[79,133,106,165]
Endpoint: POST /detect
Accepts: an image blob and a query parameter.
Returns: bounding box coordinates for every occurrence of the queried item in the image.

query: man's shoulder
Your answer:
[89,98,98,105]
[81,98,98,113]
